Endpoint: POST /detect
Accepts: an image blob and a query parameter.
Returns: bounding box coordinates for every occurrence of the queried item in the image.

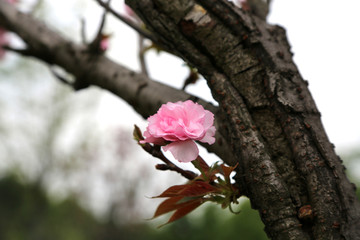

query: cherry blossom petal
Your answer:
[163,140,199,163]
[200,126,216,144]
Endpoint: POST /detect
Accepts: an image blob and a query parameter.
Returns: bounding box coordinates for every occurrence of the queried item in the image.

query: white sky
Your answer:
[268,0,360,151]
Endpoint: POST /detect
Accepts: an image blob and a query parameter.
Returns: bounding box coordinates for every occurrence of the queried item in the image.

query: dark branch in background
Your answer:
[2,45,33,57]
[93,0,158,44]
[182,67,199,90]
[0,1,234,165]
[138,35,149,77]
[50,67,73,87]
[94,0,157,77]
[88,0,110,53]
[80,18,87,44]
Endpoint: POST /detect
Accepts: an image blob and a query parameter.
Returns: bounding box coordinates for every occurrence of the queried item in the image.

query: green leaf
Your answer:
[133,124,144,142]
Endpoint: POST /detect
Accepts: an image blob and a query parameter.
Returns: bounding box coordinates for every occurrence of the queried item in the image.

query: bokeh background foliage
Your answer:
[0,174,269,240]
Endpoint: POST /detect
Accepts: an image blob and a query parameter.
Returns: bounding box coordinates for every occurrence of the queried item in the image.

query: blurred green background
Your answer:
[0,174,269,240]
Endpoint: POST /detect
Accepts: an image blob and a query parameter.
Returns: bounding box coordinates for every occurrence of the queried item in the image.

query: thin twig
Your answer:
[2,46,32,56]
[95,0,110,37]
[50,67,90,91]
[50,67,73,86]
[138,34,149,77]
[142,143,198,180]
[89,0,111,52]
[80,17,87,44]
[156,164,198,180]
[93,0,158,44]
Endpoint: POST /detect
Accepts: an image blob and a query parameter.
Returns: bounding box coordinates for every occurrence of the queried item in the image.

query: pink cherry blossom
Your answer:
[100,38,108,51]
[100,34,110,51]
[141,100,216,163]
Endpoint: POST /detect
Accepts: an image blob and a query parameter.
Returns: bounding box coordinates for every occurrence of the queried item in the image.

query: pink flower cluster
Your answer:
[100,34,110,52]
[141,100,216,163]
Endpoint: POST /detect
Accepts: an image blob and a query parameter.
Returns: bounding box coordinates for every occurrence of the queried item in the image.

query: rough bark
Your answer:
[1,0,360,239]
[124,0,360,239]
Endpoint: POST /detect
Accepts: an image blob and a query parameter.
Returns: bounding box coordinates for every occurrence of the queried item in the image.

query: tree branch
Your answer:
[93,0,158,44]
[125,0,360,239]
[88,0,110,53]
[2,0,360,238]
[0,1,234,165]
[143,144,198,180]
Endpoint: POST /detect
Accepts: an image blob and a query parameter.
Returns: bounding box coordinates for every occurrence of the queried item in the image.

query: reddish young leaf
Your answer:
[193,158,219,181]
[220,164,237,180]
[206,164,221,181]
[153,195,206,219]
[154,181,219,198]
[153,196,183,218]
[154,184,189,198]
[179,181,219,197]
[159,198,204,227]
[196,156,210,172]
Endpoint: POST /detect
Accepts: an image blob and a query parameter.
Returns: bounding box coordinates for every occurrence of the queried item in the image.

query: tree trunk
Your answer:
[126,0,360,239]
[1,0,360,239]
